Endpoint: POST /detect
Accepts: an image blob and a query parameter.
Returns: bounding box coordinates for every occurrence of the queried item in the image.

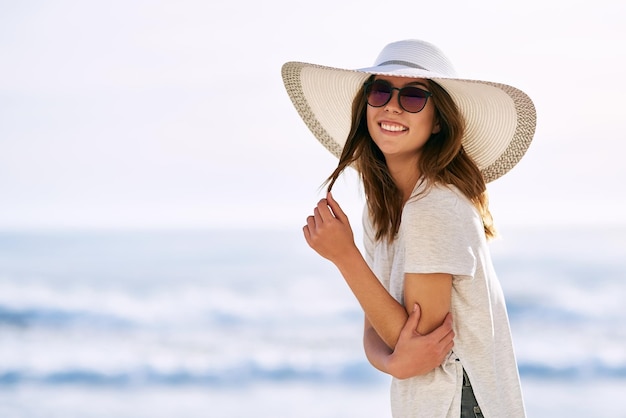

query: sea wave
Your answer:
[1,227,625,398]
[0,361,382,387]
[0,305,132,329]
[2,359,625,388]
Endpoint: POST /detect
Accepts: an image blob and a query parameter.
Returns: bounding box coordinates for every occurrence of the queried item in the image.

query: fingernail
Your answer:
[413,303,418,312]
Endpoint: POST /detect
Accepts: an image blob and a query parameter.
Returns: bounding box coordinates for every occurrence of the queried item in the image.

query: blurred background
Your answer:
[1,0,625,417]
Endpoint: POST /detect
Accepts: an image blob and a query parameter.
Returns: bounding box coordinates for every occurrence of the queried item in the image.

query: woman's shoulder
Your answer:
[403,181,479,231]
[402,181,482,238]
[407,180,471,209]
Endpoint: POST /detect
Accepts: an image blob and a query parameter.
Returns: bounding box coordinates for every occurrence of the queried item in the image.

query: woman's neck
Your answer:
[386,155,422,204]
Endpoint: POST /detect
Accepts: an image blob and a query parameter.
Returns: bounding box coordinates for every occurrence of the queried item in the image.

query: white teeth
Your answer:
[381,123,407,132]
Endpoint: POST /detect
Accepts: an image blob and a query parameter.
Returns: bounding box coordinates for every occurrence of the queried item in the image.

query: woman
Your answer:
[281,39,536,418]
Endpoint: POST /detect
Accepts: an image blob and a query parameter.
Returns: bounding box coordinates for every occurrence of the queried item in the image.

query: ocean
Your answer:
[0,225,625,417]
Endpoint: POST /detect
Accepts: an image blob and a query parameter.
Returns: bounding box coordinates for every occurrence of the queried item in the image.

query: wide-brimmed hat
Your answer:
[281,39,536,183]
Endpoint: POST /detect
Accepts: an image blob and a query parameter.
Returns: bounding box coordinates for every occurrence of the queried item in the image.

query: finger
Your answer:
[306,215,316,233]
[326,192,348,222]
[440,328,455,346]
[315,199,334,223]
[303,215,318,246]
[427,312,454,341]
[402,303,421,335]
[313,207,324,224]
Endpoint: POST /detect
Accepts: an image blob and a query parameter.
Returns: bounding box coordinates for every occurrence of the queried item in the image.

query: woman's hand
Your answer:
[385,303,455,379]
[303,192,358,264]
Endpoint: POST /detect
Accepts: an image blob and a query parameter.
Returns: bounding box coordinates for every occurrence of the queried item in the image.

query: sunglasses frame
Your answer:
[363,79,433,113]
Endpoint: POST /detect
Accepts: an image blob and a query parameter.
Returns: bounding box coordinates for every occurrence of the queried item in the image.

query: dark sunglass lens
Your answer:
[399,87,429,113]
[367,80,392,107]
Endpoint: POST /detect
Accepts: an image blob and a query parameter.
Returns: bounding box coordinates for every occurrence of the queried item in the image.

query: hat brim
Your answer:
[282,61,536,183]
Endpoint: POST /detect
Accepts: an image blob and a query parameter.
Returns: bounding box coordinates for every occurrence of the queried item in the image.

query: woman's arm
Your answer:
[304,192,409,348]
[304,193,453,347]
[364,304,455,379]
[403,272,452,335]
[304,192,455,378]
[364,273,453,379]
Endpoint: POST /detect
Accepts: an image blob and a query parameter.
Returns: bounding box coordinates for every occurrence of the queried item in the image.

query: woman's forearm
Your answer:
[334,246,408,349]
[364,305,455,379]
[302,193,408,349]
[363,321,393,373]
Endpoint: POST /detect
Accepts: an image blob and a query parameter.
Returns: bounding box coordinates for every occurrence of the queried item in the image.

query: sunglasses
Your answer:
[364,79,433,113]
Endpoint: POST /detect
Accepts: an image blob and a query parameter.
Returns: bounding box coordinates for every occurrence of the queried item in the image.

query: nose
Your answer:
[384,88,402,113]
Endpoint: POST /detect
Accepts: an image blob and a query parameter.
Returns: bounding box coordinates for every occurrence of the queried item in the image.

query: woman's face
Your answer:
[366,75,440,164]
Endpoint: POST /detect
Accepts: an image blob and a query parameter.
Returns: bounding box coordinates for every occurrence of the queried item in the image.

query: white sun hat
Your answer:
[281,39,536,183]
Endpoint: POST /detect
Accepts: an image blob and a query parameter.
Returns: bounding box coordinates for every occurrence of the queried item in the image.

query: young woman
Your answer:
[282,39,536,418]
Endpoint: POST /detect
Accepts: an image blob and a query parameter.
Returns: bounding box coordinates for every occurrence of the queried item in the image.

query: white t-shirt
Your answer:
[363,180,525,418]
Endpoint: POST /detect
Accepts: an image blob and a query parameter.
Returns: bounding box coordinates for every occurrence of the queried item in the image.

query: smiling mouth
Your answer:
[380,122,408,132]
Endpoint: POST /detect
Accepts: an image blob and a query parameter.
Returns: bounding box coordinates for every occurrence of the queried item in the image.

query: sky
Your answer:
[1,0,625,230]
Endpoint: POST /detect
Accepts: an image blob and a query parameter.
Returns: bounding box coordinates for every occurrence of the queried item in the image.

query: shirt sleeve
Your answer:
[401,186,478,280]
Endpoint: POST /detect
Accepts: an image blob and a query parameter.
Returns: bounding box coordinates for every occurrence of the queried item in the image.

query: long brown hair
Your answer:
[325,76,496,242]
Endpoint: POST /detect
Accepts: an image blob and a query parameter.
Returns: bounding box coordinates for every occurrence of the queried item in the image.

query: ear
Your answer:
[432,120,441,135]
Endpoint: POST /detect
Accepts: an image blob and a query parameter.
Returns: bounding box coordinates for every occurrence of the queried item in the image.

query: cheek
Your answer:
[366,108,377,131]
[421,107,439,133]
